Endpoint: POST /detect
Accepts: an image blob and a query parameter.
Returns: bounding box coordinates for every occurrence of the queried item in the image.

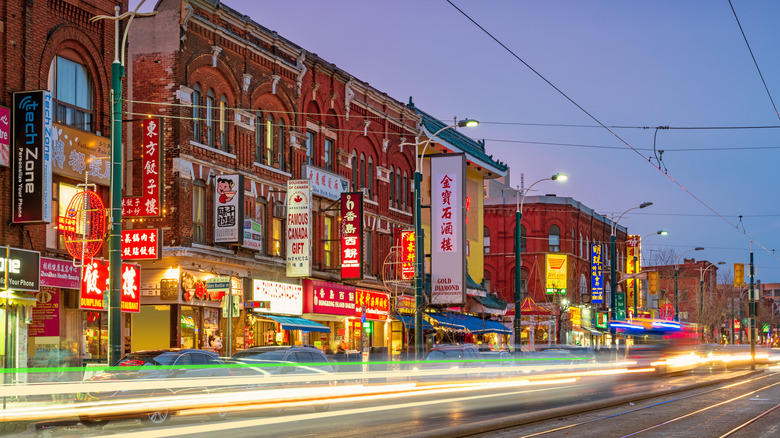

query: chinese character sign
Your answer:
[303,279,356,316]
[430,154,466,305]
[51,123,110,186]
[121,229,162,260]
[355,289,389,321]
[546,254,568,294]
[122,117,163,217]
[302,165,350,200]
[286,179,312,277]
[626,235,640,308]
[341,192,363,280]
[591,244,604,304]
[214,174,244,244]
[79,259,140,313]
[400,229,415,281]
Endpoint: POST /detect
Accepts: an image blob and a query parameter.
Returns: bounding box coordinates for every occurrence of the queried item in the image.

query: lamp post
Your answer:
[609,202,652,325]
[91,3,155,366]
[633,230,667,319]
[673,246,704,322]
[513,173,568,348]
[698,261,724,342]
[413,118,478,359]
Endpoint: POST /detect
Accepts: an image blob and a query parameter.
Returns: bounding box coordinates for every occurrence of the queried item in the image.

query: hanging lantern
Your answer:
[60,189,108,260]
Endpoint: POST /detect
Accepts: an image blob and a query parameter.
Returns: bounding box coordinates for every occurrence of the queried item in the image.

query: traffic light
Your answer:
[648,271,659,294]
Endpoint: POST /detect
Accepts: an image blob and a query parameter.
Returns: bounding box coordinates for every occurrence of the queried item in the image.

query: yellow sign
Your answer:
[546,254,567,294]
[734,263,745,287]
[51,123,111,186]
[570,306,581,328]
[626,235,640,308]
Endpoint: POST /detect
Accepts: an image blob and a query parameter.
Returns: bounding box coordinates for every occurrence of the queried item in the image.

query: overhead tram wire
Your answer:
[445,0,780,265]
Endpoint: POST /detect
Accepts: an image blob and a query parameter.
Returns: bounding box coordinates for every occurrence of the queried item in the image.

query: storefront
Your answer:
[354,288,390,352]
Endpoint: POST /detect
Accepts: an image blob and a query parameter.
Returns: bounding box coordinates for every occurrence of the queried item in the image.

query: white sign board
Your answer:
[252,279,303,316]
[286,179,312,277]
[430,154,466,305]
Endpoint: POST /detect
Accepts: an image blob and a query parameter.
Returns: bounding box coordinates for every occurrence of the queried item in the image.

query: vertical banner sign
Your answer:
[626,235,640,308]
[431,154,466,305]
[546,254,568,294]
[340,192,363,280]
[122,118,163,217]
[0,106,10,166]
[286,179,312,276]
[214,174,244,244]
[121,229,162,260]
[12,91,53,224]
[591,244,604,304]
[400,229,415,281]
[80,259,140,312]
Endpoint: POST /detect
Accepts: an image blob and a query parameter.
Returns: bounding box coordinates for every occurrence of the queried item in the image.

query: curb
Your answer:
[404,370,765,438]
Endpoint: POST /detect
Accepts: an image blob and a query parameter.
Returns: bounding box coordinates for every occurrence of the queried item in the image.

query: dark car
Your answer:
[77,349,232,427]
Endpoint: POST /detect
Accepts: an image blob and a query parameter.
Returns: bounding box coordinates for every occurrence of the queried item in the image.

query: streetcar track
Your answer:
[516,372,775,438]
[717,401,780,438]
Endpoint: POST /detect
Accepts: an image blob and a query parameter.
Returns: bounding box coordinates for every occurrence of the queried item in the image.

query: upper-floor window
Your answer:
[364,230,372,275]
[192,84,202,141]
[395,168,401,209]
[206,89,215,147]
[277,120,285,171]
[324,138,334,171]
[323,216,334,268]
[360,154,366,190]
[306,130,315,166]
[389,166,395,208]
[193,179,207,244]
[548,224,560,252]
[254,197,266,255]
[367,156,374,198]
[255,111,263,162]
[402,171,408,210]
[483,226,490,254]
[271,216,283,257]
[265,115,274,166]
[50,55,93,131]
[219,94,228,151]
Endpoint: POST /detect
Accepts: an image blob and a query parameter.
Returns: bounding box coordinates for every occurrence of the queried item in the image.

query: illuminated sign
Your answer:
[340,192,363,280]
[122,118,163,217]
[121,229,162,260]
[431,153,466,305]
[12,90,53,224]
[591,244,604,304]
[0,106,9,166]
[251,279,303,316]
[79,259,140,313]
[40,257,81,289]
[400,229,415,281]
[595,311,608,330]
[286,179,311,276]
[626,235,640,308]
[303,279,355,316]
[546,254,567,294]
[214,174,244,244]
[356,289,389,321]
[0,247,41,291]
[51,122,110,186]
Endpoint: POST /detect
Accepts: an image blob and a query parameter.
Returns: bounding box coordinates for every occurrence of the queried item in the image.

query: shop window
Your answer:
[206,89,215,148]
[49,55,93,131]
[192,83,201,142]
[193,179,207,244]
[180,306,202,349]
[271,217,283,257]
[548,225,560,252]
[306,130,315,166]
[324,137,334,171]
[219,94,228,152]
[323,216,333,268]
[84,311,108,361]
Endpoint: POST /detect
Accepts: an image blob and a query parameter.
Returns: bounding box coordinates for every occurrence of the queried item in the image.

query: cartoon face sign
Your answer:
[216,177,236,203]
[209,335,223,350]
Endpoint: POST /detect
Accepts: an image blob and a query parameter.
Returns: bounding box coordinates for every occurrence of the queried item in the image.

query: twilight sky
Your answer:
[133,0,780,282]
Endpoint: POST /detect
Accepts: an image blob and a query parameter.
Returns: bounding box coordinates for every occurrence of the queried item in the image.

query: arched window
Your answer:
[580,274,587,297]
[306,130,315,166]
[193,179,207,244]
[360,154,366,190]
[192,83,201,141]
[254,197,266,255]
[277,119,285,171]
[255,111,263,162]
[265,114,274,166]
[324,138,334,171]
[389,166,395,207]
[548,224,560,252]
[367,156,374,198]
[579,233,583,258]
[395,168,401,208]
[483,226,490,254]
[219,94,228,151]
[351,150,358,190]
[323,216,334,267]
[402,171,408,210]
[206,89,215,147]
[49,55,93,131]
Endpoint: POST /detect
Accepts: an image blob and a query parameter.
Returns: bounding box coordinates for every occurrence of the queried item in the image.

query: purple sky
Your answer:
[133,1,780,282]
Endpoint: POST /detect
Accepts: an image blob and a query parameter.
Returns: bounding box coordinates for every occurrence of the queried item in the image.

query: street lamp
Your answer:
[632,230,668,318]
[413,118,478,359]
[699,261,725,342]
[673,246,704,322]
[609,202,652,325]
[513,173,568,347]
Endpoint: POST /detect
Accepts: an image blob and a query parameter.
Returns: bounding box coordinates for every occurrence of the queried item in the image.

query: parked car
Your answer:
[77,349,232,427]
[479,350,516,377]
[415,344,485,380]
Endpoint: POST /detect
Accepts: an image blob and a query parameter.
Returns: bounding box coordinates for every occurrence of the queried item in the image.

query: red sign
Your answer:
[122,118,162,217]
[400,229,415,281]
[303,279,356,316]
[340,192,363,280]
[356,289,389,321]
[121,229,162,260]
[31,287,60,337]
[0,106,9,166]
[80,259,141,313]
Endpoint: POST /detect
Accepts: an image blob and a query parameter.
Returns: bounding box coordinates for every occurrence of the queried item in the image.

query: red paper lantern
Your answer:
[61,190,107,260]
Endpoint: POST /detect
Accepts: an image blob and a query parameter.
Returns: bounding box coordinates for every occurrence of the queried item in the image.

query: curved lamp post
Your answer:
[632,230,667,318]
[609,202,652,325]
[412,119,478,358]
[674,246,704,321]
[513,173,568,347]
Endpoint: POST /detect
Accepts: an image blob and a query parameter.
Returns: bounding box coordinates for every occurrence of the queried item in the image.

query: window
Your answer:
[389,166,395,207]
[306,131,315,166]
[324,138,334,171]
[351,151,358,190]
[580,274,587,296]
[254,197,266,255]
[323,216,333,268]
[193,179,207,244]
[367,156,374,198]
[484,271,491,293]
[277,120,285,171]
[206,89,215,147]
[579,233,583,258]
[50,55,93,131]
[548,224,560,252]
[402,172,408,210]
[360,154,366,190]
[255,111,263,162]
[271,217,283,257]
[192,84,201,141]
[364,231,372,275]
[219,94,228,151]
[265,115,274,166]
[396,168,401,209]
[483,226,490,254]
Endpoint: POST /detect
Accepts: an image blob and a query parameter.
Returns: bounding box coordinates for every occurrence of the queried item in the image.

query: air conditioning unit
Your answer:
[273,203,286,218]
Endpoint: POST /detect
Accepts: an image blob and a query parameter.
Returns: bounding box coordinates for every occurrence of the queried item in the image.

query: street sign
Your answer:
[615,291,626,320]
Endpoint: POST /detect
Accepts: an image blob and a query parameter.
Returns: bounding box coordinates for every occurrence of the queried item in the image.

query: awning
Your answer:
[425,313,468,330]
[0,291,37,307]
[444,312,511,334]
[392,314,434,330]
[263,315,331,333]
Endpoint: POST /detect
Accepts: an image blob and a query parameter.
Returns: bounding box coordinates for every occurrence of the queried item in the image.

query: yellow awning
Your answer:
[0,291,38,307]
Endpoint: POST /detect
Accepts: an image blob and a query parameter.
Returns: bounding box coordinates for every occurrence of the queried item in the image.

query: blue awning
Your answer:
[263,315,331,333]
[392,314,434,330]
[428,312,511,334]
[425,313,468,330]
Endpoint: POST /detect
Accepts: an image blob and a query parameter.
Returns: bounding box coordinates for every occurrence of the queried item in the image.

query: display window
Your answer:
[180,306,202,349]
[83,311,107,361]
